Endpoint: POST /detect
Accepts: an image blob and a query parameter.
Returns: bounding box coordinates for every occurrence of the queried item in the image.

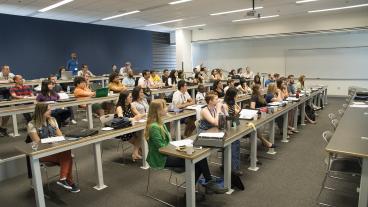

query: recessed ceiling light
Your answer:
[146,19,184,27]
[38,0,74,12]
[169,0,192,5]
[308,3,368,13]
[296,0,319,3]
[176,24,206,30]
[232,15,279,22]
[210,7,263,16]
[101,10,140,21]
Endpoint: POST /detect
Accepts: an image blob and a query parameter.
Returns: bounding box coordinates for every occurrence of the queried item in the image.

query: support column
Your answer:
[176,29,192,74]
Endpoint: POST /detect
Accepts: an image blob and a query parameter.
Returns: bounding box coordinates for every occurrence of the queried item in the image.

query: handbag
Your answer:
[110,117,132,129]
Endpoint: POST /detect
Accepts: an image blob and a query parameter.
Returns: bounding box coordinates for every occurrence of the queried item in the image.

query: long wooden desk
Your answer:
[0,94,119,136]
[326,96,368,207]
[15,110,196,207]
[159,145,211,207]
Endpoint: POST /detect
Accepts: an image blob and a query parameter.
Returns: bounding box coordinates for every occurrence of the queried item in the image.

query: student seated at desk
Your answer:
[276,79,298,135]
[237,78,252,95]
[9,75,33,123]
[0,65,15,81]
[249,85,276,148]
[172,80,196,137]
[77,64,94,77]
[168,70,178,86]
[115,91,145,161]
[149,70,162,86]
[212,80,224,98]
[138,70,156,89]
[27,103,80,193]
[196,84,207,104]
[131,86,149,115]
[37,80,71,127]
[108,72,126,93]
[146,99,227,194]
[73,76,104,117]
[161,69,170,86]
[224,79,235,94]
[122,69,136,87]
[253,74,262,88]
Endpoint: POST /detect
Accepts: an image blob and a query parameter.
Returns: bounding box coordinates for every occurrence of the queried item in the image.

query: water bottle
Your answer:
[67,86,70,93]
[218,112,226,130]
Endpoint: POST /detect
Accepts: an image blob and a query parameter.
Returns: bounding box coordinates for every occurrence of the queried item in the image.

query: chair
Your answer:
[317,130,361,206]
[145,167,186,207]
[328,113,337,121]
[331,119,339,131]
[27,154,79,194]
[99,114,131,162]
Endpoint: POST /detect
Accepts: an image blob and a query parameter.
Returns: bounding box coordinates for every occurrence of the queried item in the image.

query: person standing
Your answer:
[66,52,79,76]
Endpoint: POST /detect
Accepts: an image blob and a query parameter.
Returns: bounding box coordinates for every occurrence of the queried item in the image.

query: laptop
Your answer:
[61,71,73,80]
[95,87,109,98]
[193,128,226,148]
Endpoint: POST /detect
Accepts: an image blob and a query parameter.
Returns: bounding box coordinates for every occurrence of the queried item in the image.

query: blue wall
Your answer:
[0,13,153,79]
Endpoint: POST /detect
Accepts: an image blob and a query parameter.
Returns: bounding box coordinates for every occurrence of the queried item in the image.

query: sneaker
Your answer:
[56,179,72,190]
[71,120,77,124]
[69,183,80,193]
[205,180,228,194]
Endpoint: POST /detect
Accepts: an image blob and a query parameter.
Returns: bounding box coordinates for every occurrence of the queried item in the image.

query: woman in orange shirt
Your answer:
[73,76,104,117]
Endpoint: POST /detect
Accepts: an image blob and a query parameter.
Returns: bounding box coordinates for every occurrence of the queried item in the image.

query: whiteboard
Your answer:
[285,46,368,80]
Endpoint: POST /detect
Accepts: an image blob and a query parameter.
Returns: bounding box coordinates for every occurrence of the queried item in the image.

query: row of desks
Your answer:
[15,86,326,207]
[0,82,243,137]
[326,88,368,207]
[160,86,327,207]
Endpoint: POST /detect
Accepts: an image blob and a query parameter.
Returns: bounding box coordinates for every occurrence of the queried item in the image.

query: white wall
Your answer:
[192,31,368,96]
[192,10,368,42]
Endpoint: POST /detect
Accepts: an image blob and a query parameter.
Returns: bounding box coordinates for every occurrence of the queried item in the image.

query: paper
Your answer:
[239,109,258,119]
[352,102,365,105]
[41,136,65,144]
[58,92,70,100]
[186,104,205,110]
[286,97,299,101]
[198,132,225,138]
[350,104,368,108]
[170,139,193,147]
[101,127,114,131]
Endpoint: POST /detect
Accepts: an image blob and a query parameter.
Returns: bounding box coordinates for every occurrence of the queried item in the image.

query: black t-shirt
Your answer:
[251,95,266,108]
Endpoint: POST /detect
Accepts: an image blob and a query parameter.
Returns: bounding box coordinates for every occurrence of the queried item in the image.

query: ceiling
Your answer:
[0,0,367,32]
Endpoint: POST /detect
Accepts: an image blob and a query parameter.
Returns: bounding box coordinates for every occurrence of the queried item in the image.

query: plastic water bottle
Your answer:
[67,86,70,93]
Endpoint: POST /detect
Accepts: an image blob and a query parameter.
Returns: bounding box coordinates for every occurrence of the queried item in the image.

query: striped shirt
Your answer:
[10,85,33,97]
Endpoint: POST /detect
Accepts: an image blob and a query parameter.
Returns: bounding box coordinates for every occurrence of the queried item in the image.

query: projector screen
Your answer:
[285,46,368,80]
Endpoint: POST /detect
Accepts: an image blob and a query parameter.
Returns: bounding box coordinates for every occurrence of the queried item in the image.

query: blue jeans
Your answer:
[222,140,240,171]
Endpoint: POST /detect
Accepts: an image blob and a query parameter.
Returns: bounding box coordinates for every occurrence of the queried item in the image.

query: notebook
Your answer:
[95,88,108,98]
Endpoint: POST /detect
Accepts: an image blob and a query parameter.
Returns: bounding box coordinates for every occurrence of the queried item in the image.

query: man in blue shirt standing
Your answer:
[66,52,79,76]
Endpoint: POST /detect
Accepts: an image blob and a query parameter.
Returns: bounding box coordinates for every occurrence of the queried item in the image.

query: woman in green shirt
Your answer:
[145,99,227,194]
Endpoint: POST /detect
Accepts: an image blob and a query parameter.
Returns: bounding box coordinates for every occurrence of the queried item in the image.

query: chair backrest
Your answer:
[331,119,339,130]
[338,109,344,117]
[328,113,337,120]
[322,130,333,144]
[100,114,115,126]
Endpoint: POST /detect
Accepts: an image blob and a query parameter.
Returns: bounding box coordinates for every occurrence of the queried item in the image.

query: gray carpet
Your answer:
[0,97,359,207]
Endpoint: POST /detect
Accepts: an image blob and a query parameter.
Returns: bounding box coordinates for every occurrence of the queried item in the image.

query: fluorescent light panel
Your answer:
[169,0,192,5]
[38,0,74,12]
[308,3,368,13]
[146,19,184,27]
[232,15,279,22]
[176,24,206,30]
[210,7,263,16]
[296,0,319,3]
[102,10,140,21]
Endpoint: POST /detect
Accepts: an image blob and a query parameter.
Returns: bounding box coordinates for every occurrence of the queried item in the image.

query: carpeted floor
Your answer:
[0,97,359,207]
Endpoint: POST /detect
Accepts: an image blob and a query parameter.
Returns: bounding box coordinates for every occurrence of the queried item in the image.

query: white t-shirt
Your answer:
[138,77,152,88]
[172,90,191,108]
[0,72,15,81]
[196,92,206,104]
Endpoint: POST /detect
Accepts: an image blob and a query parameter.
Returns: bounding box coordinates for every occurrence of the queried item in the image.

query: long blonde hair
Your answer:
[32,103,52,128]
[267,83,277,94]
[144,99,167,140]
